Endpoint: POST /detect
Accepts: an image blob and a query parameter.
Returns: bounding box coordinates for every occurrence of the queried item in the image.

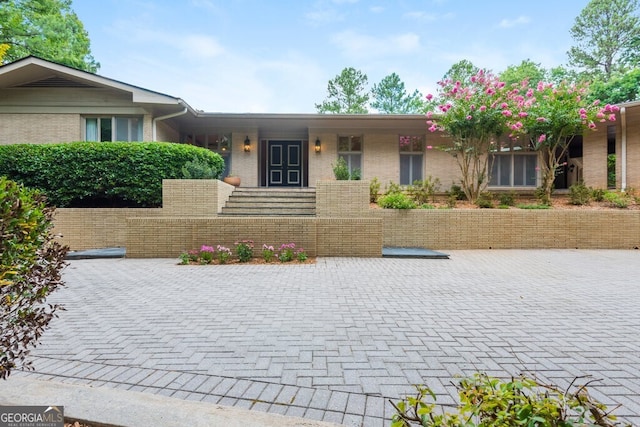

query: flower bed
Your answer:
[179,241,314,265]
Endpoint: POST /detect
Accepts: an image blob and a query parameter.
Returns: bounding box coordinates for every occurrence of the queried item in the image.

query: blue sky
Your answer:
[74,0,590,113]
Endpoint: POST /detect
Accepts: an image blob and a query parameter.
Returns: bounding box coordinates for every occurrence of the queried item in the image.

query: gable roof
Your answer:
[0,56,194,110]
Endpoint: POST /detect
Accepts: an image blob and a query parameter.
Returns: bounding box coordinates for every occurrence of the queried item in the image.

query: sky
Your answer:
[73,0,591,114]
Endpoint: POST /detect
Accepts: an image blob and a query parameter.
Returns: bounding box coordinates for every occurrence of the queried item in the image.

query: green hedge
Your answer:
[0,142,225,207]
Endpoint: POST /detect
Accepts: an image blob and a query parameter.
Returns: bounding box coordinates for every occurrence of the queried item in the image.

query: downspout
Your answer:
[621,106,627,192]
[152,100,188,142]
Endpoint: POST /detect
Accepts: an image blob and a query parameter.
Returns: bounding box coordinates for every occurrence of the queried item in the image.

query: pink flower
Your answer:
[426,120,433,125]
[596,112,604,119]
[501,102,508,109]
[466,115,473,120]
[479,105,487,112]
[609,114,616,121]
[538,134,546,143]
[426,145,433,150]
[536,117,547,122]
[592,99,600,106]
[426,111,433,119]
[518,111,528,118]
[535,166,540,171]
[428,125,438,132]
[526,88,534,98]
[588,121,596,129]
[502,110,513,117]
[426,93,433,101]
[579,108,587,115]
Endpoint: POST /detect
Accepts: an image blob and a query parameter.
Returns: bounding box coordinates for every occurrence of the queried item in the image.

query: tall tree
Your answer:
[568,0,640,80]
[442,59,479,85]
[315,67,369,114]
[588,68,640,104]
[0,0,99,72]
[370,72,426,114]
[500,59,548,87]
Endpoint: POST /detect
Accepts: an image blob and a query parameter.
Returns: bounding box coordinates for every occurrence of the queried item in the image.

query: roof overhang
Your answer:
[0,56,196,112]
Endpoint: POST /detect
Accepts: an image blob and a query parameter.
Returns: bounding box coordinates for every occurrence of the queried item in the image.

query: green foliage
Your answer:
[385,182,404,196]
[569,181,592,205]
[497,191,516,207]
[475,192,494,208]
[390,373,628,427]
[517,203,551,209]
[371,72,427,114]
[407,176,441,205]
[589,69,640,104]
[535,186,552,206]
[500,59,548,87]
[181,158,219,179]
[332,157,350,180]
[370,177,381,203]
[0,0,99,72]
[604,191,631,208]
[608,153,617,188]
[315,67,369,114]
[378,192,416,209]
[568,0,640,79]
[448,184,467,201]
[234,240,254,263]
[0,142,225,207]
[0,177,67,379]
[332,157,361,181]
[592,187,606,201]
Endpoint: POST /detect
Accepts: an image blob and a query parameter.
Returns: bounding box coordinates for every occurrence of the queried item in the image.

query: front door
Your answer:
[268,140,303,187]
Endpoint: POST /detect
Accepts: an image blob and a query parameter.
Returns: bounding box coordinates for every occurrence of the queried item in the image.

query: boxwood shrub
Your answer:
[0,142,225,207]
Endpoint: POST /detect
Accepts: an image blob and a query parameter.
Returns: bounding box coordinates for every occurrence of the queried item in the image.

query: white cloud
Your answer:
[370,6,384,13]
[331,30,421,58]
[404,11,438,21]
[498,15,531,28]
[180,35,225,59]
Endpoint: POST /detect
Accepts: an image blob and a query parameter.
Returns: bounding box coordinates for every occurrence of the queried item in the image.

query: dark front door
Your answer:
[268,140,302,186]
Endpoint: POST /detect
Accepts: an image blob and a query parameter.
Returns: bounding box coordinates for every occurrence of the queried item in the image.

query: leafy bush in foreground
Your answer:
[0,142,225,207]
[1,178,67,379]
[391,373,629,427]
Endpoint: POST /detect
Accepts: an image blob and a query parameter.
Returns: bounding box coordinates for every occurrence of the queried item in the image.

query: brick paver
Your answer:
[14,250,640,425]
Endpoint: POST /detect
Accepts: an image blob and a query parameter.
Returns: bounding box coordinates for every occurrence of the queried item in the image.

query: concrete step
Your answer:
[221,207,316,216]
[225,201,315,208]
[220,188,317,216]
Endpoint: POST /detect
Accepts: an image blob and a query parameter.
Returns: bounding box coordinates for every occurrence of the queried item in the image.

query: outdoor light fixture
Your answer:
[315,137,321,153]
[244,136,251,152]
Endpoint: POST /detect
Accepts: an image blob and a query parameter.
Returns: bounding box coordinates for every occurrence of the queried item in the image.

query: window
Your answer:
[399,135,424,185]
[490,154,537,186]
[85,117,142,142]
[338,135,362,176]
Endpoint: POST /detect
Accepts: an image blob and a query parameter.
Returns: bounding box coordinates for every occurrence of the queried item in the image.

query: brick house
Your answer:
[0,56,633,191]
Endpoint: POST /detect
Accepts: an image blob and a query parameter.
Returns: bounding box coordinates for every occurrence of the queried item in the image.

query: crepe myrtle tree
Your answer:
[425,69,517,203]
[505,80,619,203]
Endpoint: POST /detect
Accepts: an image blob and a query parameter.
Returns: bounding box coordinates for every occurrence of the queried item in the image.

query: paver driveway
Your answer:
[14,250,640,426]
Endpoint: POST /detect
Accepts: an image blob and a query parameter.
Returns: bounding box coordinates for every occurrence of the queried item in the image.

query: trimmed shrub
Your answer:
[378,192,416,209]
[569,181,591,205]
[1,178,67,379]
[604,191,630,208]
[0,142,225,207]
[475,192,494,208]
[497,191,516,207]
[369,177,381,203]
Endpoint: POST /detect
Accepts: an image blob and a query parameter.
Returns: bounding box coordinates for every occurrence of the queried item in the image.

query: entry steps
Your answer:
[220,187,316,216]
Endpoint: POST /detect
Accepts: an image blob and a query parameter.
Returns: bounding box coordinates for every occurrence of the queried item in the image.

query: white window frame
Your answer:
[84,116,143,142]
[399,135,425,185]
[489,152,538,187]
[338,135,363,176]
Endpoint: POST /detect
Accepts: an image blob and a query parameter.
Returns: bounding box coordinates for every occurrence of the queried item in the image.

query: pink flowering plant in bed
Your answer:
[179,242,309,264]
[425,70,618,204]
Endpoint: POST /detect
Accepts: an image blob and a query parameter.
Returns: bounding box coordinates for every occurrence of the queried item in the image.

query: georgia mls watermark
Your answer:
[0,406,64,427]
